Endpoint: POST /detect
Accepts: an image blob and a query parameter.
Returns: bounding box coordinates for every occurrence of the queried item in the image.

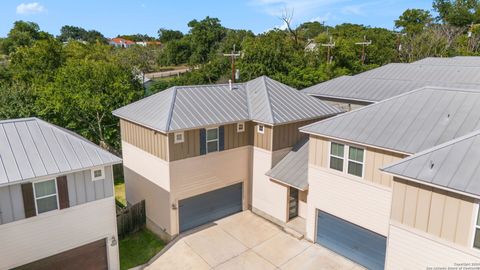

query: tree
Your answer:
[1,21,52,54]
[37,59,143,152]
[395,9,433,35]
[433,0,480,27]
[187,17,226,65]
[297,21,327,40]
[157,28,184,43]
[117,34,155,42]
[158,38,191,65]
[0,81,37,119]
[58,25,107,43]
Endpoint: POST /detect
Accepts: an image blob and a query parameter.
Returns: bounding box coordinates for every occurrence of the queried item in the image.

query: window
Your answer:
[206,128,219,153]
[329,142,345,172]
[34,179,58,214]
[174,132,184,143]
[91,167,105,181]
[474,207,480,249]
[347,146,364,177]
[237,122,245,132]
[257,124,265,134]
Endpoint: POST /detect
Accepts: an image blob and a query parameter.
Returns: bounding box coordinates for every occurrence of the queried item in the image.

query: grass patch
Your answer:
[114,178,126,207]
[119,228,165,270]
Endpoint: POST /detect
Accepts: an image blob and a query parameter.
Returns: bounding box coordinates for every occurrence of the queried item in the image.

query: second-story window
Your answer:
[206,128,219,153]
[34,179,59,214]
[329,142,345,171]
[237,122,245,132]
[474,207,480,249]
[348,146,364,177]
[257,124,265,134]
[174,132,184,143]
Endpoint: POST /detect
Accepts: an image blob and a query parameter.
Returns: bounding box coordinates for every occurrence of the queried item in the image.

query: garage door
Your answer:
[316,211,386,270]
[14,239,108,270]
[179,183,243,232]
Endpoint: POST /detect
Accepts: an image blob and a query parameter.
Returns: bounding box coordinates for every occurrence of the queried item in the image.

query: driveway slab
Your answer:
[214,250,276,270]
[252,232,310,267]
[146,240,210,270]
[183,225,248,267]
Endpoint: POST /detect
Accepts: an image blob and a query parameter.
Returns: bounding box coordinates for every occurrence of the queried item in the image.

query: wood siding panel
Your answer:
[56,176,69,209]
[391,177,475,248]
[272,119,317,151]
[254,124,272,150]
[120,119,169,161]
[168,129,200,161]
[21,183,36,218]
[223,122,253,150]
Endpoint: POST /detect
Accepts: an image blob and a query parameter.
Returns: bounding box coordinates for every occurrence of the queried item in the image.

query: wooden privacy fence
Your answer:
[117,200,146,239]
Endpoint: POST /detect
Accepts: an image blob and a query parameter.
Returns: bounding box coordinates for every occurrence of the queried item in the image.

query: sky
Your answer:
[1,0,434,38]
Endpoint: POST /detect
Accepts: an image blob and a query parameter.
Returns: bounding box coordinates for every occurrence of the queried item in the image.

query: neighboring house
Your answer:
[382,129,480,268]
[0,118,121,270]
[299,87,480,269]
[302,58,480,111]
[135,41,162,47]
[113,76,341,240]
[109,37,135,48]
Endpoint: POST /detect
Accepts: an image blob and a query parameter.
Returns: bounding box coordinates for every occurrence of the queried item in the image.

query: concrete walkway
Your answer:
[145,211,364,270]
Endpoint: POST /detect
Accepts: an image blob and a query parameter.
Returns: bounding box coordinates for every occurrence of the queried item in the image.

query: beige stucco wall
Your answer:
[0,197,119,269]
[391,177,476,248]
[306,165,392,241]
[386,223,480,269]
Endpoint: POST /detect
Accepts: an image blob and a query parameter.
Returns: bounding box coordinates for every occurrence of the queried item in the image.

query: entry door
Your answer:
[179,183,243,232]
[316,210,386,270]
[289,188,299,220]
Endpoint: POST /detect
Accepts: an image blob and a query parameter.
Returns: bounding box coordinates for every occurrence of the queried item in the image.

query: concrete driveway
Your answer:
[145,211,364,270]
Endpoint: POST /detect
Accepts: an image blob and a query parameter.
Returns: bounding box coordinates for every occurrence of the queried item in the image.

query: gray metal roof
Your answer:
[300,87,480,155]
[113,76,341,132]
[382,129,480,198]
[0,118,121,186]
[266,138,309,190]
[412,56,480,67]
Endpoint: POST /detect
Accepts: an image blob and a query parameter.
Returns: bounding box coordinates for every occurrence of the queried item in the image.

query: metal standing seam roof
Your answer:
[265,138,309,190]
[0,118,122,186]
[113,76,342,133]
[301,76,480,103]
[412,56,480,66]
[300,87,480,155]
[382,129,480,199]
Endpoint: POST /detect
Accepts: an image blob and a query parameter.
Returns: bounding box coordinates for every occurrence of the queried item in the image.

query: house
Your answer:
[112,76,342,240]
[135,41,162,47]
[109,37,135,48]
[0,118,121,270]
[382,129,480,268]
[302,58,480,111]
[299,87,480,269]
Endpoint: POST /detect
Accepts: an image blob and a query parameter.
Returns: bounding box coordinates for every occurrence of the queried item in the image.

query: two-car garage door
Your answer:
[179,183,243,232]
[316,211,386,270]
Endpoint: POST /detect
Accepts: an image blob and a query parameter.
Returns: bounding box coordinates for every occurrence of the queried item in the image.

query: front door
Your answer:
[288,188,299,220]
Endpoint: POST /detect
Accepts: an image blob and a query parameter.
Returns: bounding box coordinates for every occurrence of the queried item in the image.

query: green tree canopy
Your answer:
[395,9,433,34]
[187,16,227,64]
[157,28,184,43]
[1,21,52,54]
[433,0,480,27]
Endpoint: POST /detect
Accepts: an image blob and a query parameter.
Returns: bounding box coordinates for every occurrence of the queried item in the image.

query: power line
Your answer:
[355,35,372,65]
[223,44,241,83]
[321,36,335,64]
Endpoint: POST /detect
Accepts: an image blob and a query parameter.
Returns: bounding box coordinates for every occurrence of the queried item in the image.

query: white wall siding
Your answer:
[386,224,480,269]
[252,147,288,223]
[0,184,25,224]
[306,165,391,241]
[0,197,119,269]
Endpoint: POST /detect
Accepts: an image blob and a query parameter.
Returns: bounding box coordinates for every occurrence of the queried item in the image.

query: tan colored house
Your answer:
[0,118,121,270]
[113,76,341,240]
[300,87,480,269]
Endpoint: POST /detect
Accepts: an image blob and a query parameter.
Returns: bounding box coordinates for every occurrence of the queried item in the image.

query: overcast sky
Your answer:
[1,0,434,37]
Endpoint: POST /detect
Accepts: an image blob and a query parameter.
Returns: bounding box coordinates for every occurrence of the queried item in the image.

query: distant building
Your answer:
[136,41,162,47]
[109,38,135,48]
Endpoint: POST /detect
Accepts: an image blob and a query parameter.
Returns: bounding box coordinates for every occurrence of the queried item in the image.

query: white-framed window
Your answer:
[474,206,480,249]
[237,122,245,132]
[206,127,219,153]
[329,142,345,172]
[91,167,105,181]
[33,179,59,214]
[329,141,365,178]
[174,132,184,143]
[257,124,265,134]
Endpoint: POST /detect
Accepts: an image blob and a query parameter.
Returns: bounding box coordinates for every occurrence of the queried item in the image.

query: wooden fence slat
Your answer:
[117,200,146,239]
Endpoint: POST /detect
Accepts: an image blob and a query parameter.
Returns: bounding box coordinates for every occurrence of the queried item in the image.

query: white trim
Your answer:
[237,122,245,133]
[347,145,365,178]
[33,178,60,215]
[91,167,105,181]
[174,132,184,144]
[206,127,219,154]
[257,124,265,134]
[327,141,365,179]
[328,141,345,172]
[472,202,480,249]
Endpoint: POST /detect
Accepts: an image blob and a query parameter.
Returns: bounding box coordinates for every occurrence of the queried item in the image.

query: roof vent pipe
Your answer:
[229,79,232,90]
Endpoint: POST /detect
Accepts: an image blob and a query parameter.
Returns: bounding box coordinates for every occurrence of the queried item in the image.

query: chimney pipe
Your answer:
[229,79,232,90]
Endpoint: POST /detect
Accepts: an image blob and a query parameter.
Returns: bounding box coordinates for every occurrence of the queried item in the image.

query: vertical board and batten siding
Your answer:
[254,124,273,151]
[272,119,317,151]
[0,184,25,224]
[120,119,169,161]
[223,122,254,150]
[391,177,475,247]
[67,166,114,207]
[168,129,200,161]
[308,135,405,188]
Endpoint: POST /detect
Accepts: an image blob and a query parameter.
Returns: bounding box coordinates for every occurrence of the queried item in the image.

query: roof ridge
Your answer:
[165,86,178,132]
[261,76,276,124]
[0,117,38,124]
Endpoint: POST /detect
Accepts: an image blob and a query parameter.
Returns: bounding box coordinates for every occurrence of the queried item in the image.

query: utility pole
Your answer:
[223,44,241,83]
[355,36,372,65]
[321,36,335,64]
